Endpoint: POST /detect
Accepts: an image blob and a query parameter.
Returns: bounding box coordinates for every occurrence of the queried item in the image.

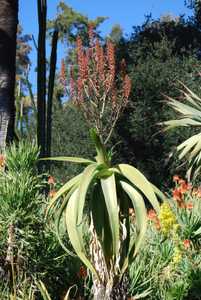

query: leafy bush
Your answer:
[0,142,85,299]
[129,176,201,300]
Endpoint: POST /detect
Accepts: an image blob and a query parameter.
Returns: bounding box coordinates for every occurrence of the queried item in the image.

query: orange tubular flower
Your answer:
[197,187,201,198]
[173,175,180,182]
[49,189,56,198]
[147,209,160,230]
[48,176,55,185]
[183,239,191,249]
[147,209,157,220]
[154,219,161,230]
[180,181,191,194]
[186,202,193,210]
[172,188,182,202]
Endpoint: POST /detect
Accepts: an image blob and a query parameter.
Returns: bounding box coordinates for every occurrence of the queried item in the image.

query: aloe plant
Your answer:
[45,129,160,299]
[163,82,201,178]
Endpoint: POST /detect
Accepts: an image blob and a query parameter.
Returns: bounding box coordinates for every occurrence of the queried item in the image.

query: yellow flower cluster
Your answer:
[158,202,177,236]
[172,246,182,265]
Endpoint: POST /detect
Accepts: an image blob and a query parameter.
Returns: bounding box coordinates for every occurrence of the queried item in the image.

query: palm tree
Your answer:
[0,0,19,151]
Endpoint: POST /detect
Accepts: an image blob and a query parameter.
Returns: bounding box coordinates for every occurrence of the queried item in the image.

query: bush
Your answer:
[129,176,201,300]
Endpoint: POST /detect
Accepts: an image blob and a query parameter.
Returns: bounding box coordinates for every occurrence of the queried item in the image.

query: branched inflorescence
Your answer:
[69,26,131,144]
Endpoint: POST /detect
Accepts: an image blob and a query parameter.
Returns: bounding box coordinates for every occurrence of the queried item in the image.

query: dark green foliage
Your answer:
[113,17,201,188]
[47,1,107,43]
[51,102,94,181]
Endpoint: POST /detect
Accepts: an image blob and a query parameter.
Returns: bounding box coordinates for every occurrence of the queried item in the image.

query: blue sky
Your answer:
[19,0,192,91]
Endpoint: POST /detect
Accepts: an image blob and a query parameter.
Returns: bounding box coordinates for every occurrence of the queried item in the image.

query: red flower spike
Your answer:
[123,75,132,100]
[88,23,94,46]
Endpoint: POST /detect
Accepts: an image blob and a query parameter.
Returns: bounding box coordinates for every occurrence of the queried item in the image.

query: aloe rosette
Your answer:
[45,129,160,298]
[163,83,201,178]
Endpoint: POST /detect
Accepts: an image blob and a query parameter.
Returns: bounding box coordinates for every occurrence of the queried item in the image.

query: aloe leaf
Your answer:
[46,173,82,215]
[193,226,201,237]
[168,98,201,118]
[182,91,201,109]
[120,181,147,256]
[55,185,79,257]
[90,128,110,165]
[163,118,201,130]
[91,184,113,258]
[118,164,160,212]
[77,163,98,225]
[189,138,201,160]
[41,156,95,164]
[180,82,201,103]
[101,174,119,257]
[66,188,98,278]
[177,133,201,159]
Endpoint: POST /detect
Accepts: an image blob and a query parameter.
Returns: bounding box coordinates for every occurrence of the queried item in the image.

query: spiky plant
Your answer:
[163,82,201,179]
[45,129,160,299]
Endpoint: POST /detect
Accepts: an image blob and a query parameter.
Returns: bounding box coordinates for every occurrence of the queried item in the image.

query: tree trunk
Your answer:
[46,29,58,166]
[37,0,47,159]
[0,0,18,151]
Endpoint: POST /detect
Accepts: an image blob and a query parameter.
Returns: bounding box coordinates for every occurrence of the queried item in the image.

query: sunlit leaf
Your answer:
[118,164,160,212]
[101,174,119,257]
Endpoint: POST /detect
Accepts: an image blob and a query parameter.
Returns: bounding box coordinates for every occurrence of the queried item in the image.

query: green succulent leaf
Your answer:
[41,156,95,164]
[101,174,119,257]
[91,184,113,258]
[118,164,160,212]
[46,173,82,215]
[163,84,201,178]
[77,163,98,225]
[66,188,98,278]
[120,181,147,256]
[55,185,79,257]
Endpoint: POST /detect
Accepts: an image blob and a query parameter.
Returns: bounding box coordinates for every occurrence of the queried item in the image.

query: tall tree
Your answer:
[0,0,19,151]
[37,0,47,159]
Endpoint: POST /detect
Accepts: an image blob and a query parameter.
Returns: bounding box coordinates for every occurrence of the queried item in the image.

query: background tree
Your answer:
[15,25,32,138]
[113,15,201,188]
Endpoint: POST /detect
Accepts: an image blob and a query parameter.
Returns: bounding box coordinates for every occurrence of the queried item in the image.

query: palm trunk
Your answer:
[46,29,58,166]
[37,0,47,159]
[0,0,18,151]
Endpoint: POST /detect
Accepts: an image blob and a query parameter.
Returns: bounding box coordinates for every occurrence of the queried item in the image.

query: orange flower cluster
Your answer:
[70,25,131,112]
[172,176,192,208]
[147,209,161,230]
[48,176,55,185]
[0,154,5,169]
[48,176,56,198]
[192,187,201,198]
